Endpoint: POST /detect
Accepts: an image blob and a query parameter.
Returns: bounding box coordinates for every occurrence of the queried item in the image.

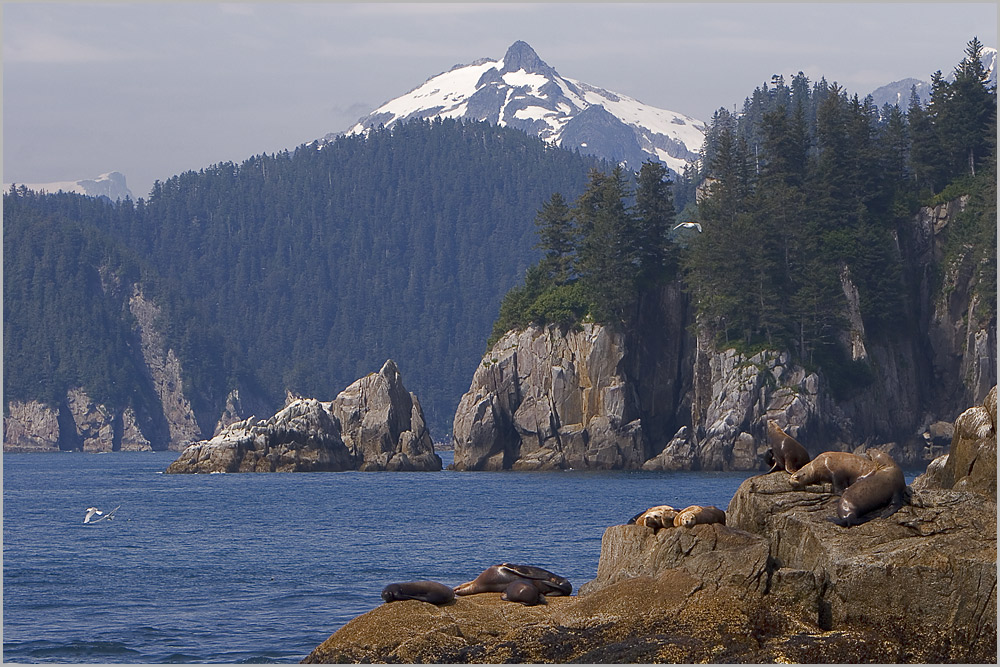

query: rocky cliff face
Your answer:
[166,360,441,473]
[3,287,203,453]
[305,392,996,664]
[452,197,996,471]
[451,323,646,470]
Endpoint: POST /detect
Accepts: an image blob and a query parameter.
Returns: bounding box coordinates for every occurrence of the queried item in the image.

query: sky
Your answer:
[3,2,997,199]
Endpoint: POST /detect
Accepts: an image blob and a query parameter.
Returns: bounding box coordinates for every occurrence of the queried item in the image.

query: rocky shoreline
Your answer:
[302,386,996,663]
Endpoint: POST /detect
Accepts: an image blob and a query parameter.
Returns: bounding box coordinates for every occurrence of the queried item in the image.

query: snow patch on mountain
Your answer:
[6,171,132,201]
[335,41,706,174]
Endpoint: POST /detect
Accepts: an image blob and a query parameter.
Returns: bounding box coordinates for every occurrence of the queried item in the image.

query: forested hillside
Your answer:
[4,119,604,439]
[493,38,996,402]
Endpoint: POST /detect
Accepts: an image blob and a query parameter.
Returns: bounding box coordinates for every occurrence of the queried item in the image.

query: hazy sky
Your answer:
[4,2,996,198]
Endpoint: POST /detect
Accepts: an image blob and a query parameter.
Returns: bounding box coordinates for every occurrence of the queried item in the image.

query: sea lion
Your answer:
[628,504,679,529]
[834,449,906,527]
[381,580,456,605]
[501,579,544,606]
[454,563,572,597]
[766,421,812,473]
[673,505,726,528]
[788,451,876,493]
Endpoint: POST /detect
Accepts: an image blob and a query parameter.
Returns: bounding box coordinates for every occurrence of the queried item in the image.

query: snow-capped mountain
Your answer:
[5,171,132,201]
[336,41,706,174]
[868,46,996,109]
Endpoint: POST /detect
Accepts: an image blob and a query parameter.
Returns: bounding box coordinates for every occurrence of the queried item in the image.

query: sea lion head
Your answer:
[381,584,405,602]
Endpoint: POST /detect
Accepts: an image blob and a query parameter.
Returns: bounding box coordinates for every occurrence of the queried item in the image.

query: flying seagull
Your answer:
[84,505,120,524]
[673,221,703,232]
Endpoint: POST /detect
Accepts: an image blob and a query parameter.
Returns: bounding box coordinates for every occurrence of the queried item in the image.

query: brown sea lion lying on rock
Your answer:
[788,451,876,493]
[454,563,572,605]
[834,450,907,527]
[381,580,456,605]
[673,504,726,527]
[500,579,545,606]
[765,421,812,473]
[628,504,679,529]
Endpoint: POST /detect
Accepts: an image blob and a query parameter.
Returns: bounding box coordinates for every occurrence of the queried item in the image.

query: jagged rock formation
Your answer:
[165,398,354,473]
[451,324,646,470]
[329,360,441,472]
[166,360,441,473]
[305,393,996,664]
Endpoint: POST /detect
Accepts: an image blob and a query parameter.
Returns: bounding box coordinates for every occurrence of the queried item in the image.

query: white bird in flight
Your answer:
[673,221,703,232]
[84,505,120,524]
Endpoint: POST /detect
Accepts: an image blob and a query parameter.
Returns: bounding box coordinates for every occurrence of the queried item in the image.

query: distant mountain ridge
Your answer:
[5,171,132,201]
[332,40,706,174]
[868,45,996,109]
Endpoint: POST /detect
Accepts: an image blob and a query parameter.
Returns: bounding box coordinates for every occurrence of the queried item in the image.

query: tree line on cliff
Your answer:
[494,38,996,397]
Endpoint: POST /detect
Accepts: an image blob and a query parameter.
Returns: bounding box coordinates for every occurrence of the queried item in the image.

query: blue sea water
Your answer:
[2,451,924,663]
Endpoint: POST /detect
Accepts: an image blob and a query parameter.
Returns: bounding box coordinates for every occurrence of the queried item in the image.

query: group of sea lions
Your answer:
[766,421,907,526]
[628,503,726,530]
[381,562,572,608]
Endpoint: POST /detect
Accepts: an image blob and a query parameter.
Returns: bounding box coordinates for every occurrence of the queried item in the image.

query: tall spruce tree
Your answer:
[534,192,576,285]
[634,160,676,286]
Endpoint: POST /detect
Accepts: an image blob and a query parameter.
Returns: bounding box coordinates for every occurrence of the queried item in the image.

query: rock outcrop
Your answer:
[3,400,62,452]
[329,360,441,472]
[165,360,441,473]
[165,398,354,473]
[451,323,646,470]
[2,389,154,452]
[305,392,996,663]
[128,288,202,449]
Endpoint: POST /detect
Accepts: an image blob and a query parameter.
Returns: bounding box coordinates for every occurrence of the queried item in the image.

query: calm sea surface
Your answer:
[2,451,924,663]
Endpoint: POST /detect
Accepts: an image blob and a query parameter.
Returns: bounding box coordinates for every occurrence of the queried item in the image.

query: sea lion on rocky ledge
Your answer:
[788,451,876,493]
[673,505,726,528]
[833,450,907,527]
[628,504,679,529]
[765,421,812,473]
[381,580,456,605]
[454,563,572,597]
[500,579,545,606]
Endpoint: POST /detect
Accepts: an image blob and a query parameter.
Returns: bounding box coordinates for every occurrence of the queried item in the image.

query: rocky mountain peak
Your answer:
[500,40,554,76]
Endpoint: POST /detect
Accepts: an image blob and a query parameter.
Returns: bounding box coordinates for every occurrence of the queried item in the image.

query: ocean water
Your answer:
[2,451,922,664]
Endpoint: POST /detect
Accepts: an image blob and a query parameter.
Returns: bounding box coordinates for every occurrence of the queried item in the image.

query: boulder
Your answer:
[914,384,996,499]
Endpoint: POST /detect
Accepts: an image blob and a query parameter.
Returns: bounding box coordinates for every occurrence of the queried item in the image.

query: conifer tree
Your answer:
[633,160,676,285]
[534,192,576,285]
[575,166,638,326]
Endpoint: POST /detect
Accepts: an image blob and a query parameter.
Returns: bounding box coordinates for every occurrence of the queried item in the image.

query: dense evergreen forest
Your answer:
[5,39,994,446]
[4,120,604,438]
[495,38,996,397]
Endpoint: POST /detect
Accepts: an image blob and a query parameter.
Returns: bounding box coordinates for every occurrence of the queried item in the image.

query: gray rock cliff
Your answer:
[451,323,646,470]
